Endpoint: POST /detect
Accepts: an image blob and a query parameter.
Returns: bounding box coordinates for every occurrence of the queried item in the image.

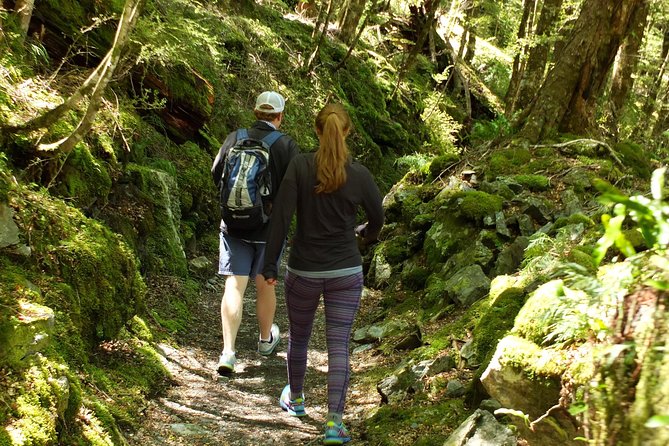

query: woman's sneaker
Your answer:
[279,384,306,417]
[323,421,351,445]
[258,323,280,356]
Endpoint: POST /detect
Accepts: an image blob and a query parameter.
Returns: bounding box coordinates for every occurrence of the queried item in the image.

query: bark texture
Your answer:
[505,0,537,116]
[609,0,649,119]
[516,0,564,111]
[337,0,366,44]
[519,0,645,142]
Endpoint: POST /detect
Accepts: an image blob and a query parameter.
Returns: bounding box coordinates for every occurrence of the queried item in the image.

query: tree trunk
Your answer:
[37,0,144,153]
[306,0,335,72]
[312,0,329,39]
[14,0,35,43]
[637,45,669,139]
[518,0,645,143]
[609,0,649,121]
[651,87,669,138]
[504,0,537,116]
[338,0,366,44]
[334,0,379,71]
[516,0,564,111]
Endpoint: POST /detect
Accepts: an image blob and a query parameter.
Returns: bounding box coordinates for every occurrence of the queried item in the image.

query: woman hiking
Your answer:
[262,103,384,444]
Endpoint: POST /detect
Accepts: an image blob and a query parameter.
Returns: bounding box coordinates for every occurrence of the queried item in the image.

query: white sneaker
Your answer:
[217,351,235,375]
[258,324,280,356]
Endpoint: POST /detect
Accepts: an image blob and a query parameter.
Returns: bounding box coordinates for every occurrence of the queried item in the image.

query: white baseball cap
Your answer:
[254,91,285,113]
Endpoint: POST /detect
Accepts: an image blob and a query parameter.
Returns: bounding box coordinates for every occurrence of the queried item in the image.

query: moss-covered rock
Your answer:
[52,144,113,210]
[512,174,550,191]
[124,164,188,277]
[487,147,532,180]
[471,287,526,368]
[453,190,504,222]
[615,141,652,180]
[9,187,145,344]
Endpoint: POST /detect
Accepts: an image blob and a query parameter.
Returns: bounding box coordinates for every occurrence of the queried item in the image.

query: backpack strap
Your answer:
[261,130,283,148]
[236,128,249,141]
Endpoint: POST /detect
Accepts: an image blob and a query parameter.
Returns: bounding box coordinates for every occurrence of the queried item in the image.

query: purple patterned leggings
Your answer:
[284,271,363,414]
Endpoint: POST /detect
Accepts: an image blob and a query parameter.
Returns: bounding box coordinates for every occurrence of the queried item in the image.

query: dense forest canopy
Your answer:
[1,0,668,445]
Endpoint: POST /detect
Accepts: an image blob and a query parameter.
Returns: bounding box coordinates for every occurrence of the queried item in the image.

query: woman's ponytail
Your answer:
[314,104,352,194]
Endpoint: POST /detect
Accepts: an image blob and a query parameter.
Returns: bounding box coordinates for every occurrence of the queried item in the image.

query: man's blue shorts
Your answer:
[218,232,267,277]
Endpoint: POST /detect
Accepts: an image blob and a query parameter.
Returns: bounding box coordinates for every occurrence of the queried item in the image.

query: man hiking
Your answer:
[211,91,299,374]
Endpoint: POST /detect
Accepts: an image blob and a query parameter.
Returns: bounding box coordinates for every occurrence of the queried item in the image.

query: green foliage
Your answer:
[395,153,432,177]
[470,116,511,144]
[471,54,511,98]
[420,92,462,154]
[593,168,669,266]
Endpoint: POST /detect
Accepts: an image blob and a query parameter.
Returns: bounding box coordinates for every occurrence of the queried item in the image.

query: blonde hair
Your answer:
[314,103,352,194]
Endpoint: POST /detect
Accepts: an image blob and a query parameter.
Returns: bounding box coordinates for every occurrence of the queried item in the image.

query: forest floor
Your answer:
[127,260,388,446]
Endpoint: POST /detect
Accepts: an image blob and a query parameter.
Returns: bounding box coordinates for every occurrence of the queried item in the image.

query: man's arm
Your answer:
[211,132,237,187]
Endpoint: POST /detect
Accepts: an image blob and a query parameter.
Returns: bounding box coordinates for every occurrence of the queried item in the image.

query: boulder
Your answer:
[0,203,20,248]
[444,265,491,307]
[442,409,516,446]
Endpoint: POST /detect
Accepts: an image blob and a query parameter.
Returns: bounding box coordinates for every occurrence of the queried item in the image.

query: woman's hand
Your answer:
[261,274,277,286]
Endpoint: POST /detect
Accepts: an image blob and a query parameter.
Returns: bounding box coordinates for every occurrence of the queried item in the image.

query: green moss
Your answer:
[55,144,113,209]
[615,141,652,179]
[487,147,532,179]
[428,153,460,180]
[512,174,550,191]
[124,164,188,276]
[553,213,595,231]
[472,287,527,368]
[364,399,470,446]
[454,190,504,221]
[401,263,431,291]
[410,213,434,231]
[10,187,145,344]
[567,247,597,272]
[494,335,567,378]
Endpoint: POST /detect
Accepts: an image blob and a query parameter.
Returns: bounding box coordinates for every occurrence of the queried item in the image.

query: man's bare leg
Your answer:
[221,275,249,353]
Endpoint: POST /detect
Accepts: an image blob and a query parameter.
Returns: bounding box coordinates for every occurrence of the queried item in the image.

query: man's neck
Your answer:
[260,120,277,129]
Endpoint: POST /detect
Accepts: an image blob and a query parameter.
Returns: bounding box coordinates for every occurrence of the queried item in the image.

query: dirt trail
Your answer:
[128,267,383,445]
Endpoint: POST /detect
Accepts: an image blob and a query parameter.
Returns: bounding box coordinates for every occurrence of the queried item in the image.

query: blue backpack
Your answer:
[219,128,283,230]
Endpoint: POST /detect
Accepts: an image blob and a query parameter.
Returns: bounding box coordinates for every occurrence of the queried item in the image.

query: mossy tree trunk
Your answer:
[518,0,646,143]
[334,0,380,71]
[516,0,565,111]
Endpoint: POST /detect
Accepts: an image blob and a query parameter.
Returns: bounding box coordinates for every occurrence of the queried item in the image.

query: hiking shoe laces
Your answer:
[217,351,235,375]
[323,421,351,445]
[258,323,280,356]
[279,384,306,417]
